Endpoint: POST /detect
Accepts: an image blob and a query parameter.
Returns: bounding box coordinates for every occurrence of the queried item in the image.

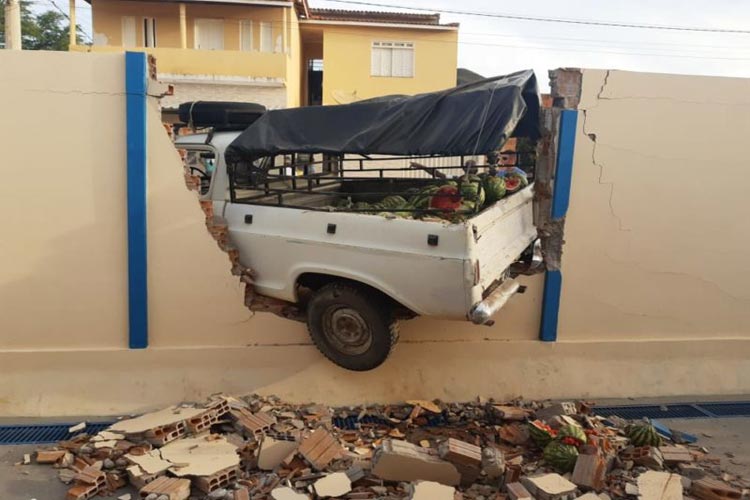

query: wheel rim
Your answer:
[321,306,372,356]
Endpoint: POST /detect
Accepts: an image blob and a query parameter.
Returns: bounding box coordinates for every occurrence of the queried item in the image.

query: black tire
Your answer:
[306,282,399,371]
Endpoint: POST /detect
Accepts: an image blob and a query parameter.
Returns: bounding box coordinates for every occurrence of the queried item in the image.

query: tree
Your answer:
[0,0,84,50]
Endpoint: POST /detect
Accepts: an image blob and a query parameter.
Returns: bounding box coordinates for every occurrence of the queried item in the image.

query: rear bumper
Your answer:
[468,279,521,325]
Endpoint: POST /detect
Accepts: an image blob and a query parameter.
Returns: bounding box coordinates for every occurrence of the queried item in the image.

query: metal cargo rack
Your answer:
[227,149,536,217]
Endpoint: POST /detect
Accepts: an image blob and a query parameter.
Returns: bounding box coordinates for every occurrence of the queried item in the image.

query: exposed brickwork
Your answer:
[194,466,239,493]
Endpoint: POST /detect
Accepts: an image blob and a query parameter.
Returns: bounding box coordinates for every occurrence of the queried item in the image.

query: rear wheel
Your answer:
[306,282,398,371]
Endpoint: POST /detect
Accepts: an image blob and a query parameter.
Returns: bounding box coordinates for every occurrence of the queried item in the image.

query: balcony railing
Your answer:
[72,45,286,80]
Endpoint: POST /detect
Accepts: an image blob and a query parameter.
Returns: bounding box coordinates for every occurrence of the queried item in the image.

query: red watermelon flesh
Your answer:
[505,176,522,192]
[429,186,462,212]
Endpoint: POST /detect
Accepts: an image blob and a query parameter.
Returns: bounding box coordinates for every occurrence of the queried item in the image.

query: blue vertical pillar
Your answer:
[125,51,148,349]
[539,109,578,342]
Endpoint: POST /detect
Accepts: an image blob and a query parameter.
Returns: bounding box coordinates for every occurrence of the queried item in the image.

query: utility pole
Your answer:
[68,0,76,48]
[4,0,22,50]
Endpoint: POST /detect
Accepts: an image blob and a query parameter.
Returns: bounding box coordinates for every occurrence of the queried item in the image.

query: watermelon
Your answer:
[483,177,506,204]
[626,422,662,447]
[528,420,557,448]
[557,424,587,446]
[336,197,353,209]
[410,185,440,209]
[352,201,370,210]
[504,173,529,193]
[381,195,408,209]
[543,441,579,473]
[429,185,462,212]
[459,180,486,212]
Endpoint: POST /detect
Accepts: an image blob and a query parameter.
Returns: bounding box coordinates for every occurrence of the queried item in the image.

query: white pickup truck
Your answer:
[176,71,543,371]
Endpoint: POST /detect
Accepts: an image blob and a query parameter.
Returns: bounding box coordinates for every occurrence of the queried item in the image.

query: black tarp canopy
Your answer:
[226,69,539,161]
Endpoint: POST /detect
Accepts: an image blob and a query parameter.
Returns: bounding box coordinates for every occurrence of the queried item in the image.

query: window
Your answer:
[143,17,157,48]
[121,16,136,47]
[195,18,224,50]
[371,41,414,77]
[259,22,272,53]
[240,20,253,51]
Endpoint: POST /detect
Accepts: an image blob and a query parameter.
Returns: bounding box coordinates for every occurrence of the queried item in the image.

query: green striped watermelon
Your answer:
[626,422,662,447]
[543,440,579,473]
[557,424,587,446]
[528,420,557,448]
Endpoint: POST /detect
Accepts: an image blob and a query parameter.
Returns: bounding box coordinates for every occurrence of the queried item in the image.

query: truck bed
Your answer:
[222,184,536,321]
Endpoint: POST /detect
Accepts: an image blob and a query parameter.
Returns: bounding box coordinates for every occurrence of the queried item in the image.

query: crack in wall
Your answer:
[581,70,632,233]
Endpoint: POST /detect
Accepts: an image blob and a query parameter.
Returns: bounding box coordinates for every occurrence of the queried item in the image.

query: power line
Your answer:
[41,0,94,42]
[24,0,750,61]
[321,0,750,35]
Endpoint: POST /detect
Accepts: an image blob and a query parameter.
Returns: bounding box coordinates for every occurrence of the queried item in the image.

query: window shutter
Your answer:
[371,45,382,76]
[260,22,272,53]
[240,20,253,51]
[122,16,136,47]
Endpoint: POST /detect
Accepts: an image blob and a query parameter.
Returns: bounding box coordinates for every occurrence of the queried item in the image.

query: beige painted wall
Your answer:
[559,69,750,341]
[0,53,748,416]
[0,51,129,350]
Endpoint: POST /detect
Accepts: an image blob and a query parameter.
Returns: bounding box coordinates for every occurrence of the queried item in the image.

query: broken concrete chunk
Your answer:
[535,402,577,421]
[258,437,299,471]
[270,486,309,500]
[637,471,682,500]
[499,422,531,445]
[481,447,505,479]
[409,480,455,500]
[491,405,531,421]
[298,428,343,471]
[506,482,534,500]
[372,439,460,486]
[161,435,239,477]
[139,476,191,500]
[571,454,607,491]
[622,446,664,470]
[36,450,67,464]
[193,465,238,494]
[405,400,442,414]
[625,483,640,495]
[691,478,742,500]
[231,408,276,437]
[658,446,694,465]
[233,487,250,500]
[125,449,171,475]
[438,438,482,486]
[575,494,603,500]
[678,463,707,480]
[521,473,577,500]
[109,406,204,435]
[313,472,352,497]
[68,422,86,433]
[92,431,125,442]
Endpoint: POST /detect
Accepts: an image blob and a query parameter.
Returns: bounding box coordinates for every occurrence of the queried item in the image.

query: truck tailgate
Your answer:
[470,185,536,291]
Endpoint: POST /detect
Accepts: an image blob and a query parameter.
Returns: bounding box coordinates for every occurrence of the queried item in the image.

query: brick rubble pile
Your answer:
[29,395,748,500]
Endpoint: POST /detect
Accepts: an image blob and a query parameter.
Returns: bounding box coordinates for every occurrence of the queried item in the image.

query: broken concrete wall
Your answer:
[558,69,750,341]
[0,53,749,416]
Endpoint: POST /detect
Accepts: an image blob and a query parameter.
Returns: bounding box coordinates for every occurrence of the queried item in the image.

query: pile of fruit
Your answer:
[335,170,529,221]
[529,419,663,474]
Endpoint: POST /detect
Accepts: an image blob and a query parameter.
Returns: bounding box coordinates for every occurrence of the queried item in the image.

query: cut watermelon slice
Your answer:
[504,176,522,193]
[429,185,462,212]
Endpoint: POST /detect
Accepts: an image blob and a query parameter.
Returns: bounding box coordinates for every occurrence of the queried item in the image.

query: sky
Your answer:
[52,0,750,90]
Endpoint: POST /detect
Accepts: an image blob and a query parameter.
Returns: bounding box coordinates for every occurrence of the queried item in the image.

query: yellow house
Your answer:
[73,0,459,111]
